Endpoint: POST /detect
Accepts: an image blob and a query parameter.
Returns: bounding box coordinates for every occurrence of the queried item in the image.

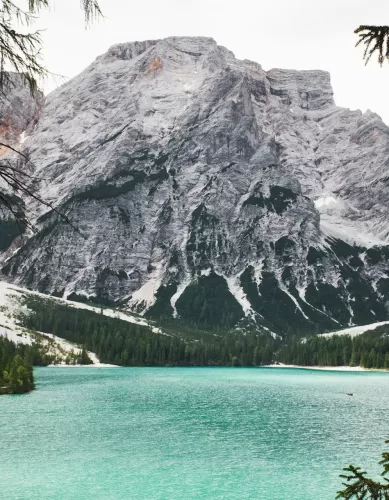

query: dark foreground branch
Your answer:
[337,439,389,499]
[0,143,80,235]
[0,0,102,93]
[355,25,389,66]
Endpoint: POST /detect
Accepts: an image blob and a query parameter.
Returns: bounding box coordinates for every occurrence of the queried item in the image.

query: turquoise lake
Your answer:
[1,367,389,499]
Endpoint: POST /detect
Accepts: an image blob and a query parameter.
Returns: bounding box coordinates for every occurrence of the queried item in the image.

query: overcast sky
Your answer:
[37,0,389,124]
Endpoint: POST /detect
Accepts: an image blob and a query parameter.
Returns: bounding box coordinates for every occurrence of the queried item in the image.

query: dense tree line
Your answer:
[174,274,244,330]
[20,297,278,367]
[0,337,38,394]
[277,326,389,369]
[17,295,389,370]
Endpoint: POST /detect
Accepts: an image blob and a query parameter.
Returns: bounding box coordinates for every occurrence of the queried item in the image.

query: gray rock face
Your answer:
[2,37,389,336]
[0,73,42,145]
[0,74,42,252]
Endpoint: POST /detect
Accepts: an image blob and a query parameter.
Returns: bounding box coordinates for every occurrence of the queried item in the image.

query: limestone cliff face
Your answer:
[0,73,41,147]
[1,37,389,336]
[0,73,42,251]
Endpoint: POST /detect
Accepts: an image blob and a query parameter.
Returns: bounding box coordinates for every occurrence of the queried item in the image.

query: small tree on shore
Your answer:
[3,353,34,393]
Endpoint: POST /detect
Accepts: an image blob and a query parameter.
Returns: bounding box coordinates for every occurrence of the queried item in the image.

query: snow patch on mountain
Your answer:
[0,281,165,363]
[321,218,387,248]
[320,320,389,339]
[128,275,161,313]
[170,279,191,318]
[314,195,342,210]
[226,274,255,318]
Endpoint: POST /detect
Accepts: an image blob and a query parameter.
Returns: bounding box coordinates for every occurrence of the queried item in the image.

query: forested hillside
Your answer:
[10,292,389,371]
[277,326,389,369]
[19,296,278,366]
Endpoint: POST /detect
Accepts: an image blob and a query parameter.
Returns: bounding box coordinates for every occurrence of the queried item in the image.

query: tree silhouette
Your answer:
[0,1,101,230]
[0,0,102,92]
[355,26,389,66]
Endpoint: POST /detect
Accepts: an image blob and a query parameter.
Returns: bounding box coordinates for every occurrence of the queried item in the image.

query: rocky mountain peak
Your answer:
[1,37,389,338]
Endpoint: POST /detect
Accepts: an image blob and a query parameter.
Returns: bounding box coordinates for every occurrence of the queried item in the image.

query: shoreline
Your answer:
[264,363,389,372]
[41,364,389,371]
[47,363,118,368]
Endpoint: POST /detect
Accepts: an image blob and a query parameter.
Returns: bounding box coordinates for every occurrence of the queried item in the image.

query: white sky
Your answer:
[36,0,389,124]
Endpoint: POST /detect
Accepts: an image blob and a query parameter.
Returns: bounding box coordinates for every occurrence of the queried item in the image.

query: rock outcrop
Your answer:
[0,73,41,147]
[0,73,42,251]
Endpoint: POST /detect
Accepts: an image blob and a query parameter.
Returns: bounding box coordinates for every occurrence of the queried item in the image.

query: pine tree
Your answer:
[253,346,261,366]
[4,354,34,393]
[360,350,369,368]
[350,349,359,367]
[80,346,93,365]
[368,348,377,369]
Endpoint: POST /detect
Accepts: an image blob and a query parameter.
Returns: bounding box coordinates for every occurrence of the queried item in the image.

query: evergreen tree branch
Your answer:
[0,0,102,93]
[0,0,101,231]
[355,26,389,66]
[337,440,389,499]
[0,144,81,234]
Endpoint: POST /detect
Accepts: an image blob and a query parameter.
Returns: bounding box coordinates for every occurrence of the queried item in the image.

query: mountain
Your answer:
[1,36,389,338]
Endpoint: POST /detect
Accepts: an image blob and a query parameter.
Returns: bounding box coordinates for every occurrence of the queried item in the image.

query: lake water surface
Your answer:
[1,367,389,499]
